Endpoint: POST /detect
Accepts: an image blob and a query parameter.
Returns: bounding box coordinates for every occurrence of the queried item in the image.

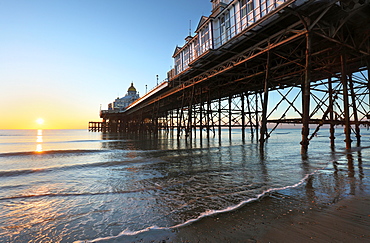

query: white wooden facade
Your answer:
[171,0,290,77]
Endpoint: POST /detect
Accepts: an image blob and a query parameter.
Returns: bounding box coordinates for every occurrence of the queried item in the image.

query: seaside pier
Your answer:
[91,0,370,153]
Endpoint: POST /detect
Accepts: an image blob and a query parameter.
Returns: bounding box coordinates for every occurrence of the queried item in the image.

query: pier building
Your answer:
[90,0,370,153]
[111,83,140,111]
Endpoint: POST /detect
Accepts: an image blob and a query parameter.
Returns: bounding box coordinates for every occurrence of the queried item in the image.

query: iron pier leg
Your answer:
[112,118,117,133]
[328,78,336,148]
[176,108,180,139]
[341,53,352,149]
[165,111,168,133]
[178,94,185,139]
[255,93,259,140]
[187,87,195,139]
[206,98,209,139]
[246,93,253,140]
[229,95,232,139]
[349,75,361,146]
[218,97,222,139]
[207,95,211,139]
[301,32,311,154]
[199,102,204,140]
[102,119,106,132]
[186,104,192,138]
[154,116,158,135]
[241,92,246,142]
[260,51,270,149]
[171,109,174,132]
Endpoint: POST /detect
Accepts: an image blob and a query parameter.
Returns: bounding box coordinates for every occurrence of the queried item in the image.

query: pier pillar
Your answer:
[177,107,180,139]
[178,95,184,139]
[341,53,352,149]
[241,92,246,141]
[200,100,203,140]
[186,87,195,139]
[229,95,232,139]
[112,118,117,133]
[218,97,222,139]
[207,96,211,138]
[301,32,311,154]
[246,93,253,139]
[255,93,259,140]
[349,75,361,146]
[260,51,270,148]
[328,78,336,148]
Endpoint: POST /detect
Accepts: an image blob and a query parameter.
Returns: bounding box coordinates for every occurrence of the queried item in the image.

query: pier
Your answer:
[88,122,106,132]
[90,0,370,153]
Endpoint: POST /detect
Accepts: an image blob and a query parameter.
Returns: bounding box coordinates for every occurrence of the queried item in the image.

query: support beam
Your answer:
[341,53,352,149]
[246,93,254,139]
[200,101,203,139]
[207,96,211,138]
[241,92,246,141]
[218,97,222,139]
[328,78,336,148]
[301,32,311,154]
[229,95,232,138]
[260,51,270,148]
[178,94,185,139]
[177,107,180,138]
[349,75,361,146]
[255,93,259,140]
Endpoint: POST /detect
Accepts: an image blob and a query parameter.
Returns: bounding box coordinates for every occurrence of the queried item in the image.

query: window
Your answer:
[193,37,199,59]
[200,28,210,53]
[175,56,182,74]
[183,48,189,67]
[240,0,253,18]
[220,11,231,44]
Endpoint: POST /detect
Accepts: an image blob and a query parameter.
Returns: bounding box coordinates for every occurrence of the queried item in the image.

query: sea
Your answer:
[0,128,369,242]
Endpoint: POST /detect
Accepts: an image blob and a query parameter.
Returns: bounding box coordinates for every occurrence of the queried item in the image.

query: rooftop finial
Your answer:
[189,20,192,36]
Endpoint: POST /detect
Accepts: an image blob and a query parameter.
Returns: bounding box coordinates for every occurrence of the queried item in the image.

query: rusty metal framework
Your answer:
[95,0,370,153]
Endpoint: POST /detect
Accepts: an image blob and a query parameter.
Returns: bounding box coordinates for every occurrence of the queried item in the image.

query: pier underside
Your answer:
[94,0,370,153]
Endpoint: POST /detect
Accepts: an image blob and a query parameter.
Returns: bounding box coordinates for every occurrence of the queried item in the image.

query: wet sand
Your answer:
[119,171,370,243]
[170,195,370,243]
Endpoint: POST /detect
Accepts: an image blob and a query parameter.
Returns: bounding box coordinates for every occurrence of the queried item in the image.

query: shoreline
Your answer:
[98,162,370,243]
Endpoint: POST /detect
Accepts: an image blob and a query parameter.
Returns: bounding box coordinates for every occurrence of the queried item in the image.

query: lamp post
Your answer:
[156,75,159,86]
[146,85,147,93]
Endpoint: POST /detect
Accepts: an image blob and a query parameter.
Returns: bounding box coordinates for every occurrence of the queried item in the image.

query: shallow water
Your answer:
[0,128,369,242]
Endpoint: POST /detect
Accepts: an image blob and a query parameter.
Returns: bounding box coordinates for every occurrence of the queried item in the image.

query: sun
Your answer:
[36,118,45,125]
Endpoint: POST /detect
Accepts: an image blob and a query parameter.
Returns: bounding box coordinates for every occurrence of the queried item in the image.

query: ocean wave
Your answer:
[74,172,316,243]
[0,185,165,202]
[0,158,148,178]
[0,168,52,178]
[0,149,105,157]
[46,139,119,144]
[0,134,24,137]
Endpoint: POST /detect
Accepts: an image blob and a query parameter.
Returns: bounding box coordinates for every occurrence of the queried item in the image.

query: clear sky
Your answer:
[0,0,211,129]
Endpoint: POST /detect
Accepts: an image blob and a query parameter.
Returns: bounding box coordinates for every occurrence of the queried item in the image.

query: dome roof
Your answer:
[128,82,136,92]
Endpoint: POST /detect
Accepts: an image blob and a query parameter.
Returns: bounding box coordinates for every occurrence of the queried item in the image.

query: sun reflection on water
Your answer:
[2,184,64,242]
[36,129,43,153]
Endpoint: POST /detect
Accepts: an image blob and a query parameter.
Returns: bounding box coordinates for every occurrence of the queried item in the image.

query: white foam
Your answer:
[75,171,316,243]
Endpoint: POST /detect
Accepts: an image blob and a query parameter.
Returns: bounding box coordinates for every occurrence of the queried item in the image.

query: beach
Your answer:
[0,129,369,242]
[117,174,370,243]
[173,188,370,242]
[94,145,370,243]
